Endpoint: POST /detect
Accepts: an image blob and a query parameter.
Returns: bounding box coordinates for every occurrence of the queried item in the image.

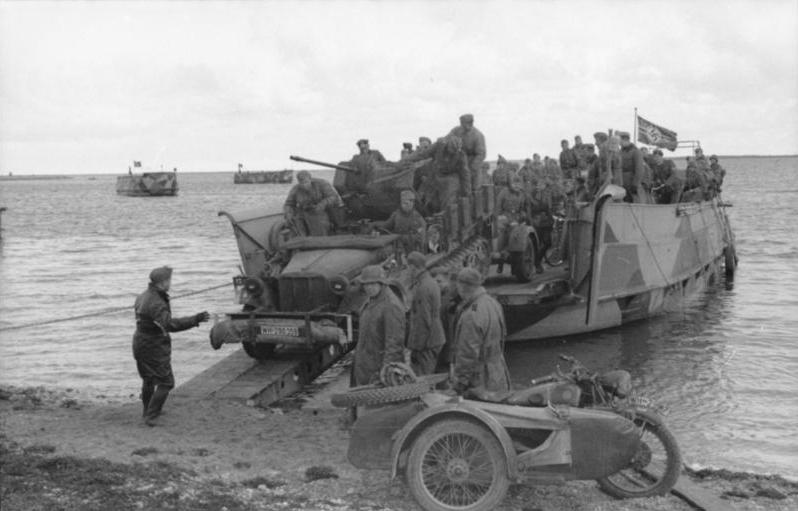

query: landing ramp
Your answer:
[173,343,351,407]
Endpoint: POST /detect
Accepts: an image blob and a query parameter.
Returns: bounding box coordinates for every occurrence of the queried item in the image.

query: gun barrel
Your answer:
[290,155,357,173]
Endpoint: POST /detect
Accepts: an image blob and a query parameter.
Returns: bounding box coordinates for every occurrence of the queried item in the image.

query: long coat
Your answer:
[408,271,445,352]
[449,126,487,188]
[132,284,199,386]
[452,288,511,393]
[353,286,406,385]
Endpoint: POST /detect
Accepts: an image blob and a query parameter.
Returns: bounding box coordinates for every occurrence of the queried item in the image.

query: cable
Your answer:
[0,281,232,333]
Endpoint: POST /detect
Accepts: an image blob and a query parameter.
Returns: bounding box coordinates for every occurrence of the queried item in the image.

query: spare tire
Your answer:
[331,381,434,408]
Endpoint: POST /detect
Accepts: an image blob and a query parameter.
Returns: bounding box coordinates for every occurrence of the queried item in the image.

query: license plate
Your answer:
[260,325,300,337]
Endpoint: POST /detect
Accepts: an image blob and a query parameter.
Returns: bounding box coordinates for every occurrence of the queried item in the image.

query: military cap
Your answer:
[407,251,426,269]
[296,170,312,180]
[149,266,173,284]
[709,154,718,161]
[356,265,388,285]
[459,113,474,123]
[419,136,431,144]
[617,131,630,139]
[457,267,484,286]
[593,132,608,142]
[653,148,664,156]
[356,139,369,146]
[400,189,416,201]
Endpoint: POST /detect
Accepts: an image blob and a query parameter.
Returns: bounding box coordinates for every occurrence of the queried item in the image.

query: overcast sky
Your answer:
[1,0,796,174]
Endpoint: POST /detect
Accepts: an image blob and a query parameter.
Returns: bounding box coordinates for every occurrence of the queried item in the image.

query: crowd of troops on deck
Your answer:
[281,114,727,395]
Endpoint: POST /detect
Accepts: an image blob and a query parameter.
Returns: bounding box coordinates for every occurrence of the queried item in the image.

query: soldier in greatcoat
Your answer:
[133,266,209,426]
[405,252,446,376]
[448,113,487,190]
[618,131,652,203]
[450,268,511,394]
[352,265,406,386]
[404,134,471,215]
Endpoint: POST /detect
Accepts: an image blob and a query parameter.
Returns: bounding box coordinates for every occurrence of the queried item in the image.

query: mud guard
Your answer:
[389,402,519,480]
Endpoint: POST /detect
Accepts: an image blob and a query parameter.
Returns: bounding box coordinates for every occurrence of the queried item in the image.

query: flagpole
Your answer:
[633,107,638,145]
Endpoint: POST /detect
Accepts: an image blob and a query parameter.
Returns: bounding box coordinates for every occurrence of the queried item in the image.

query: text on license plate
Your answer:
[260,325,300,337]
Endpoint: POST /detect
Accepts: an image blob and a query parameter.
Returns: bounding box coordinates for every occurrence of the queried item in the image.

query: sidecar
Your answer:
[347,390,641,511]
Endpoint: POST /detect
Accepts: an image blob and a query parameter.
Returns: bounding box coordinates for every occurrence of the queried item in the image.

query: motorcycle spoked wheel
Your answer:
[597,409,682,499]
[406,419,510,511]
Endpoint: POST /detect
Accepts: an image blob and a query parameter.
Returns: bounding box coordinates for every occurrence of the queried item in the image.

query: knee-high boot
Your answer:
[143,385,170,423]
[141,382,154,417]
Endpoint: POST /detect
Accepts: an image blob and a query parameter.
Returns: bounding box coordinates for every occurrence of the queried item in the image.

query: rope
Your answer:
[0,281,232,333]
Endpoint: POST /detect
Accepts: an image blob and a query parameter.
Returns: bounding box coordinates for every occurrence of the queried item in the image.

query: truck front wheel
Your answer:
[242,342,275,360]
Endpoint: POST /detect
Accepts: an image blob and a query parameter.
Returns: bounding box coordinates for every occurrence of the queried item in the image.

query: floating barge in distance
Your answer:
[233,164,293,184]
[116,170,178,197]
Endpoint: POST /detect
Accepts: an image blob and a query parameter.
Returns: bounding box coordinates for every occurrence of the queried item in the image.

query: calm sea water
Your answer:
[1,159,797,478]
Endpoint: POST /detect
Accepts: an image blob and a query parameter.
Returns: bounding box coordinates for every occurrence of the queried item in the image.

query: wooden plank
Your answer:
[671,477,732,511]
[173,343,353,408]
[173,348,256,399]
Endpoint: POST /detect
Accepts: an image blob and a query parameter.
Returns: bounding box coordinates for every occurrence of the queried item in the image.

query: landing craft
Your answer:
[116,161,179,197]
[210,140,736,359]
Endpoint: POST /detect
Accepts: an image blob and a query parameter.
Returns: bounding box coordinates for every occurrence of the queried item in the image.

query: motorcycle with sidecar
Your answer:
[332,356,681,511]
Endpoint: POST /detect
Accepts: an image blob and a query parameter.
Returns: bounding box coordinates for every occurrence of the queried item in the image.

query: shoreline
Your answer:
[1,384,795,511]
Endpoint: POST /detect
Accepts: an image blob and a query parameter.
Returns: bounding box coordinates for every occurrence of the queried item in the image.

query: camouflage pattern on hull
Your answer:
[116,172,178,196]
[502,199,733,341]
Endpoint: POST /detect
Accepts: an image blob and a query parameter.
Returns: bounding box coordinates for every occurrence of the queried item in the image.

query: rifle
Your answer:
[289,155,358,174]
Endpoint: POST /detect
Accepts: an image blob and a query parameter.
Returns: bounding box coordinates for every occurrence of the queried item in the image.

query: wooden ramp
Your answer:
[671,476,732,511]
[173,343,352,407]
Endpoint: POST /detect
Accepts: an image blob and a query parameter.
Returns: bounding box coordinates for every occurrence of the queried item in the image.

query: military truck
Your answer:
[210,156,543,360]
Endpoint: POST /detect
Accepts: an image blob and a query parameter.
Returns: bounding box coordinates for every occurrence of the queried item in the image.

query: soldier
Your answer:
[449,113,487,190]
[432,267,460,374]
[582,144,598,198]
[450,268,511,394]
[403,134,471,214]
[345,139,386,195]
[353,265,406,386]
[495,175,530,271]
[496,175,530,226]
[517,158,534,192]
[528,153,545,190]
[559,139,580,179]
[372,189,427,256]
[283,170,340,236]
[709,154,726,194]
[618,132,651,203]
[491,155,518,194]
[406,252,445,376]
[416,136,432,152]
[684,157,709,202]
[573,135,588,171]
[400,142,414,159]
[650,149,683,204]
[133,266,209,426]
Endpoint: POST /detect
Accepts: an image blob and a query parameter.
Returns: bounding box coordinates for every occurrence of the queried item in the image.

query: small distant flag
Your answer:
[637,115,678,151]
[133,161,142,168]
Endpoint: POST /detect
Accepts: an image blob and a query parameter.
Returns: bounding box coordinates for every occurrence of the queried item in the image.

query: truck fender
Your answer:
[389,402,519,480]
